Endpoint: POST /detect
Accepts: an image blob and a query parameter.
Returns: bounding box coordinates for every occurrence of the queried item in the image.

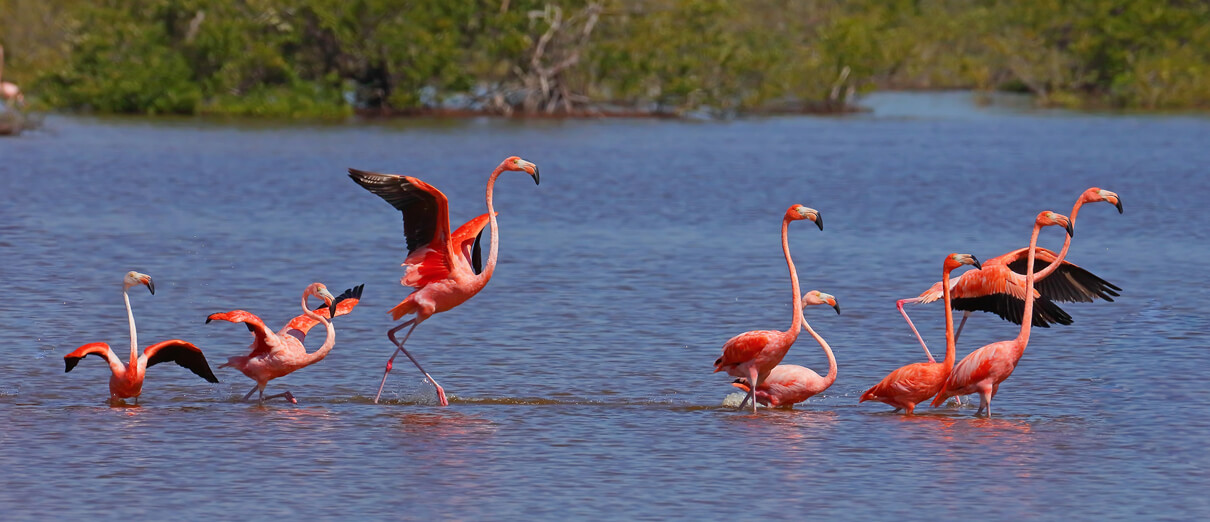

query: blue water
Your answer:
[2,92,1208,519]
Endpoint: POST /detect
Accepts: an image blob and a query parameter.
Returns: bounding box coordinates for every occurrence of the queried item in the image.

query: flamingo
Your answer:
[207,283,361,404]
[730,290,840,408]
[348,156,540,405]
[899,188,1122,363]
[931,211,1074,416]
[712,205,823,413]
[859,254,981,414]
[63,271,219,404]
[0,45,23,109]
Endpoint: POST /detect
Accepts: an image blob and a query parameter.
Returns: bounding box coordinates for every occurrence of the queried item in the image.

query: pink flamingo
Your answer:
[0,45,23,108]
[931,211,1074,416]
[63,271,219,404]
[730,290,839,408]
[859,254,981,414]
[207,283,360,403]
[899,188,1122,363]
[349,156,540,405]
[712,205,823,413]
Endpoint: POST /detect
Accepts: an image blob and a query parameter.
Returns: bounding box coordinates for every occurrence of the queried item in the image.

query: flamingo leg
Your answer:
[897,298,936,363]
[953,311,972,343]
[263,391,297,404]
[242,385,258,401]
[738,393,751,411]
[746,366,759,413]
[376,320,449,406]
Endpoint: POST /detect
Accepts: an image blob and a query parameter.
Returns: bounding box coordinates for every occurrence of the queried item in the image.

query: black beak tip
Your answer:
[972,257,982,270]
[147,281,155,295]
[205,317,212,324]
[1066,223,1075,237]
[531,169,540,186]
[815,216,824,231]
[833,305,841,315]
[1115,200,1123,214]
[329,306,337,319]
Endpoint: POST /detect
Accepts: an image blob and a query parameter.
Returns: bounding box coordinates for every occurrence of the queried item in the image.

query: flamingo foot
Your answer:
[283,391,298,404]
[432,382,449,407]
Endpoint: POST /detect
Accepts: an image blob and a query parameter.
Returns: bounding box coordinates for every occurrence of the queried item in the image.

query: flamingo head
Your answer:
[124,271,154,295]
[945,253,981,271]
[802,290,840,314]
[305,283,337,318]
[501,156,540,185]
[1037,211,1074,237]
[785,205,823,230]
[1083,187,1123,214]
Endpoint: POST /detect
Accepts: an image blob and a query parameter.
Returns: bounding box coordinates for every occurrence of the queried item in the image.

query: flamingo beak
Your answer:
[527,164,540,186]
[829,300,840,315]
[1065,221,1075,238]
[813,213,823,231]
[971,256,982,270]
[1113,197,1123,214]
[144,277,155,295]
[318,288,336,317]
[731,379,752,393]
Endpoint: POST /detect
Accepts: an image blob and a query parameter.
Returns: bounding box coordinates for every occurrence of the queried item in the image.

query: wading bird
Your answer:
[730,290,840,408]
[0,45,23,108]
[898,188,1122,363]
[208,283,360,404]
[63,272,219,404]
[712,205,823,414]
[931,212,1074,416]
[349,156,540,405]
[859,253,981,414]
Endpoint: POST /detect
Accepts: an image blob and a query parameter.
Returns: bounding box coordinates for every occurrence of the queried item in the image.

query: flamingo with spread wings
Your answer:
[207,283,361,404]
[349,156,539,405]
[63,272,219,404]
[898,188,1122,363]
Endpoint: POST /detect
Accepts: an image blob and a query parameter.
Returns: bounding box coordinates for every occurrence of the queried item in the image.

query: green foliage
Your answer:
[4,0,1208,116]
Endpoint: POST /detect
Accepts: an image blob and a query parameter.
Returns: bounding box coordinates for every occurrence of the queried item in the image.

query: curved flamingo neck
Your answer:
[1035,195,1087,280]
[801,319,835,386]
[1018,224,1043,346]
[123,288,138,366]
[301,291,336,363]
[478,165,507,287]
[940,264,957,369]
[783,218,803,338]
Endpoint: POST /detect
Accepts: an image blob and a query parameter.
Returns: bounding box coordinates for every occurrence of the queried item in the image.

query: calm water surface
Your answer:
[2,93,1208,519]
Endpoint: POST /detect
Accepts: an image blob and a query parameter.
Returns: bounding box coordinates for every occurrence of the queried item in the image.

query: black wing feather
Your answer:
[146,342,220,383]
[951,294,1073,328]
[1007,258,1122,304]
[348,168,440,256]
[64,352,109,373]
[331,283,365,309]
[472,230,484,275]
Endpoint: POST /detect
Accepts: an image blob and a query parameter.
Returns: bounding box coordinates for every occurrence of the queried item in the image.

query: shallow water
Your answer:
[2,92,1208,519]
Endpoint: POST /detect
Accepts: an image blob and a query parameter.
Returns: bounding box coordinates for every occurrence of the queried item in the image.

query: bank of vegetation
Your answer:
[1,0,1207,117]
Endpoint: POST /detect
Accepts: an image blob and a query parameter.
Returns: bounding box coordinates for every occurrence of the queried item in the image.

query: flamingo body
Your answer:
[729,291,839,408]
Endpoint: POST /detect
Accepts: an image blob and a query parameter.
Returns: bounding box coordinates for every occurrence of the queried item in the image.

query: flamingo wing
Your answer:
[1005,251,1121,303]
[63,342,119,373]
[348,168,455,285]
[452,212,494,275]
[950,293,1073,327]
[205,310,278,357]
[713,331,774,373]
[283,284,365,340]
[142,340,220,383]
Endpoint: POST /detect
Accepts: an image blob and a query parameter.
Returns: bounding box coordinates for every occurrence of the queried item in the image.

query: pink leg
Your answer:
[953,311,971,343]
[376,319,449,406]
[897,298,936,363]
[746,366,759,413]
[263,391,297,404]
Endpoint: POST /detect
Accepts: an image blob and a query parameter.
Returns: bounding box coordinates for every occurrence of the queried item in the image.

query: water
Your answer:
[2,92,1208,519]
